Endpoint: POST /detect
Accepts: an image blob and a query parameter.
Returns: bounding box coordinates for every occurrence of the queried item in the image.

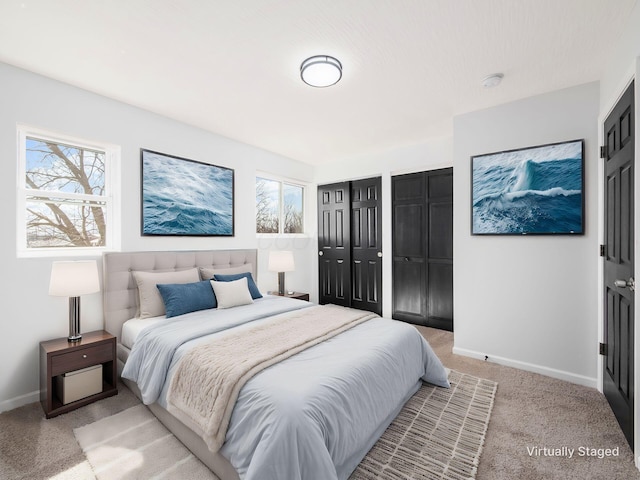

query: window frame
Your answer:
[16,125,121,258]
[255,173,306,236]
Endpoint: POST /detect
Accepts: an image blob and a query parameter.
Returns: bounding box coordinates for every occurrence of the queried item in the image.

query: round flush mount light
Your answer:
[482,73,504,88]
[300,55,342,88]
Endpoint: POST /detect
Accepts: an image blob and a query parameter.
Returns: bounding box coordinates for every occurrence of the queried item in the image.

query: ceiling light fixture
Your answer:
[482,73,504,88]
[300,55,342,88]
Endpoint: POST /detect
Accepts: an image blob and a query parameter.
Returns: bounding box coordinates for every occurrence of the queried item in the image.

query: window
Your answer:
[256,176,304,234]
[17,126,120,257]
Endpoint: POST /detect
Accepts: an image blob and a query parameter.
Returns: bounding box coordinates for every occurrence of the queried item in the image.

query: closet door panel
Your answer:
[394,204,424,258]
[429,202,453,259]
[426,169,453,331]
[392,172,427,323]
[351,177,382,315]
[393,260,426,320]
[318,182,351,307]
[427,262,453,328]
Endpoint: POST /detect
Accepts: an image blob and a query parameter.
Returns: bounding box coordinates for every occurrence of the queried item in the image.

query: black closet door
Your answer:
[426,170,453,330]
[318,182,351,306]
[392,169,453,330]
[351,177,382,315]
[392,173,427,323]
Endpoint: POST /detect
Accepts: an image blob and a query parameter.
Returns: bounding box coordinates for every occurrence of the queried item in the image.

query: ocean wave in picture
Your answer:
[472,141,583,235]
[142,151,234,235]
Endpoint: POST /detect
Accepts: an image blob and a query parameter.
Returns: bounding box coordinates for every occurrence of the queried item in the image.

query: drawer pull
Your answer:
[83,354,87,359]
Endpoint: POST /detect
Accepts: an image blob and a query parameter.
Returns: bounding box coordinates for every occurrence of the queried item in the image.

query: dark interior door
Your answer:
[392,168,453,330]
[603,80,634,449]
[318,182,351,306]
[351,177,382,315]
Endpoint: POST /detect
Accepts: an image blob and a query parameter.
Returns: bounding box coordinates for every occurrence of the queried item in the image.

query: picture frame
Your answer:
[471,139,584,235]
[140,149,234,236]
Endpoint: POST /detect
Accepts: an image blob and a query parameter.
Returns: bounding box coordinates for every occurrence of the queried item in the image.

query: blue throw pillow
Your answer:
[212,272,262,299]
[156,280,217,318]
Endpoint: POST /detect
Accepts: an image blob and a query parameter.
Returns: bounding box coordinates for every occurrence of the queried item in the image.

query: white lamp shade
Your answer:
[49,260,100,297]
[268,251,295,273]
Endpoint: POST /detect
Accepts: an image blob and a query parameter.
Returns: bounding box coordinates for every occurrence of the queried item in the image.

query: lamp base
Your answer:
[278,272,285,296]
[68,296,82,343]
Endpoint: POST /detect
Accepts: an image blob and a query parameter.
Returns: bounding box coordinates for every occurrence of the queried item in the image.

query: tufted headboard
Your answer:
[102,249,258,342]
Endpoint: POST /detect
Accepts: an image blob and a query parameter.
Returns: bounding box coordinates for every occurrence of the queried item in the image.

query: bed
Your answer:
[103,249,449,480]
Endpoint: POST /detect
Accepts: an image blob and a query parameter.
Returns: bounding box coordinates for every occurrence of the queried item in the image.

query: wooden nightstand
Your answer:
[40,330,117,418]
[269,291,310,301]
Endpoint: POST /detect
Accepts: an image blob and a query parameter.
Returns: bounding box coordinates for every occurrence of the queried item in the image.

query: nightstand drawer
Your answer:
[51,342,113,376]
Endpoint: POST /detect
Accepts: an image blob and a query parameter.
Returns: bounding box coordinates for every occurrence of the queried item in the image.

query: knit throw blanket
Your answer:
[166,304,377,452]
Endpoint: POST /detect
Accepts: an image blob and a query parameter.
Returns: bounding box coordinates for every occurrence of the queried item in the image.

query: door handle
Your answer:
[614,278,635,291]
[318,251,324,256]
[377,252,382,258]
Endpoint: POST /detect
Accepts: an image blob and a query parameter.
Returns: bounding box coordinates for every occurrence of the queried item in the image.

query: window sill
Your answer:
[16,246,112,259]
[256,233,310,238]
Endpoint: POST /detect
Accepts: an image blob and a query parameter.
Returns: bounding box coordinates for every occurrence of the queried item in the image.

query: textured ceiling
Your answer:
[0,0,636,165]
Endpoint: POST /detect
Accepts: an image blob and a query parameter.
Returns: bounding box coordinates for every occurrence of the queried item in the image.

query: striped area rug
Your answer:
[350,370,497,480]
[74,404,216,480]
[74,370,496,480]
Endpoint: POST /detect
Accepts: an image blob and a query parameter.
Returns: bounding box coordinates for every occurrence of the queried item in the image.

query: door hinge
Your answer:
[600,145,607,159]
[599,342,607,356]
[600,244,606,257]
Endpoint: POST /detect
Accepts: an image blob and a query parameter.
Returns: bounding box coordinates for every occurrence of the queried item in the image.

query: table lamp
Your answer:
[268,251,295,295]
[49,260,100,342]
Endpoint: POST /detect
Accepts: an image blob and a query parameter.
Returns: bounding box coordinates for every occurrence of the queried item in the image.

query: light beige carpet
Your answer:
[74,370,496,480]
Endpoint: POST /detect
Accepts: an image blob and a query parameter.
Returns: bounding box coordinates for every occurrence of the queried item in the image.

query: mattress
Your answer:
[121,316,163,349]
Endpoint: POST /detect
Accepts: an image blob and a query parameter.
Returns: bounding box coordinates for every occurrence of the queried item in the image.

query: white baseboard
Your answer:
[452,346,597,389]
[0,390,40,414]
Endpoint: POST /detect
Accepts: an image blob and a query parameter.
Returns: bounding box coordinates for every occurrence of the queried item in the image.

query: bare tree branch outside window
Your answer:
[25,138,107,248]
[256,177,279,233]
[256,177,303,234]
[283,183,303,233]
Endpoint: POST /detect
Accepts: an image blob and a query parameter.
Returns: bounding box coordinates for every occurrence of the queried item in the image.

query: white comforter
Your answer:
[122,296,449,480]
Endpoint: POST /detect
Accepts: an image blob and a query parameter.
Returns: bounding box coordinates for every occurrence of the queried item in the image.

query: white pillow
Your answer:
[210,277,253,309]
[133,268,200,319]
[199,264,252,281]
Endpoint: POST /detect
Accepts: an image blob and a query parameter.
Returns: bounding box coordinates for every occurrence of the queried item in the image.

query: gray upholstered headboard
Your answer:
[103,249,258,341]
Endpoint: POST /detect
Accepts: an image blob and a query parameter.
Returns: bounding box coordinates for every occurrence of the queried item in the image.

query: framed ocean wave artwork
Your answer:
[141,149,234,236]
[471,139,584,235]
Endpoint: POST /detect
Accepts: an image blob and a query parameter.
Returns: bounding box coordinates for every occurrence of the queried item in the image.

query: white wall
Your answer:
[452,82,600,386]
[0,62,315,411]
[313,137,454,317]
